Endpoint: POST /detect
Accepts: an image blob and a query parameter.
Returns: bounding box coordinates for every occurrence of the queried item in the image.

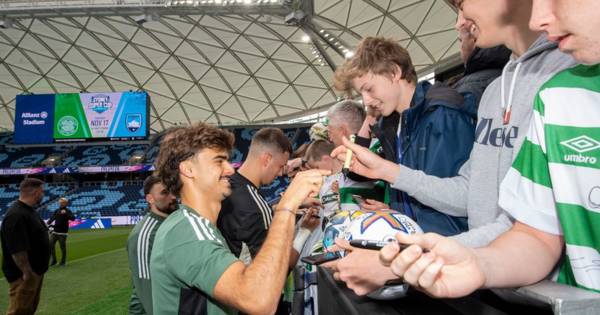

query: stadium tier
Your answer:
[144,126,310,165]
[0,133,13,147]
[0,125,310,220]
[0,126,309,169]
[143,145,160,164]
[41,181,145,219]
[0,146,71,168]
[228,126,310,165]
[61,144,148,167]
[0,182,74,218]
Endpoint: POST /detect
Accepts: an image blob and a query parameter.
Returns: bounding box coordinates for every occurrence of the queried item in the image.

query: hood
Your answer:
[414,81,477,118]
[498,35,559,121]
[464,45,511,76]
[514,35,559,63]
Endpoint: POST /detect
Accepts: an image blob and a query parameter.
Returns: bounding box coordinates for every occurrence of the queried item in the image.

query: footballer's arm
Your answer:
[213,170,327,314]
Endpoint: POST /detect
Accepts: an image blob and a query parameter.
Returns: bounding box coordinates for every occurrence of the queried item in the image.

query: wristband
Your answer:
[276,207,295,216]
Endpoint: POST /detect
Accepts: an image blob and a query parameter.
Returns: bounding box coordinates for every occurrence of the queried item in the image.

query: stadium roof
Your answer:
[0,0,460,132]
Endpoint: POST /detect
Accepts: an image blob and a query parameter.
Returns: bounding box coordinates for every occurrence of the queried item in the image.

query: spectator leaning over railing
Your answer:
[376,0,600,297]
[325,0,576,296]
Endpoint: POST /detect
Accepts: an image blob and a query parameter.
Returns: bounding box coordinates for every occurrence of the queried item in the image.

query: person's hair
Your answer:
[19,178,44,196]
[327,100,366,133]
[150,125,185,147]
[333,37,417,96]
[155,123,234,197]
[143,175,163,196]
[250,128,292,155]
[304,140,335,162]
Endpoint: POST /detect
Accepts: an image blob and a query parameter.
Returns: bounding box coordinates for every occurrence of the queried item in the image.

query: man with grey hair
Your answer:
[326,100,366,147]
[325,100,388,211]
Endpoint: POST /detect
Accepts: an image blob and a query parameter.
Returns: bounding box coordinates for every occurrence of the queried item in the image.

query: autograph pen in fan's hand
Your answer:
[342,135,356,176]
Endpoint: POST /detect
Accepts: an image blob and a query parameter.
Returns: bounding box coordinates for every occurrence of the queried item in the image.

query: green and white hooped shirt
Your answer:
[499,64,600,293]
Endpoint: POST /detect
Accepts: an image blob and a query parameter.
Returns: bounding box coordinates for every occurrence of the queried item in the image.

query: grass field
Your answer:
[0,226,133,315]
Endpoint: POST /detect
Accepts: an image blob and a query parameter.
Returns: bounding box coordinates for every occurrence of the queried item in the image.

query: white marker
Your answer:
[342,135,355,175]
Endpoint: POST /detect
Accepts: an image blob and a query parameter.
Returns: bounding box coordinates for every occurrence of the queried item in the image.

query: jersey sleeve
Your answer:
[165,231,239,297]
[498,94,561,235]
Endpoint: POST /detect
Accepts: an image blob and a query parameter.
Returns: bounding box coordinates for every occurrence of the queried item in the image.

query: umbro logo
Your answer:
[561,135,599,165]
[561,136,600,153]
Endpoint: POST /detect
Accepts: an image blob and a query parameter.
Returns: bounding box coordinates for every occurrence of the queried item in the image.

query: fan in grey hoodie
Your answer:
[391,35,575,248]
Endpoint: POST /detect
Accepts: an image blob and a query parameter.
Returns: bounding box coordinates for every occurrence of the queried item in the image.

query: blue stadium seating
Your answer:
[0,144,148,168]
[62,144,148,167]
[0,146,71,168]
[0,133,13,146]
[0,125,311,220]
[228,127,310,165]
[144,145,159,164]
[42,181,145,219]
[0,183,74,218]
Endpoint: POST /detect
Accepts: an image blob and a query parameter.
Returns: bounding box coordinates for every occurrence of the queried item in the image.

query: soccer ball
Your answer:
[346,210,423,243]
[322,210,364,251]
[345,210,423,300]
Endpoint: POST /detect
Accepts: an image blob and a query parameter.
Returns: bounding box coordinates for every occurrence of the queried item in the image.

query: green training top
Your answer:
[127,211,165,315]
[150,205,240,314]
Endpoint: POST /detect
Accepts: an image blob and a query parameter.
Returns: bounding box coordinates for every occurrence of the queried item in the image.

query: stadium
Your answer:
[1,0,599,315]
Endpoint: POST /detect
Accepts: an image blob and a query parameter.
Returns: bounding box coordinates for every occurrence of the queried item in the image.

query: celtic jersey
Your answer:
[151,205,239,314]
[499,64,600,292]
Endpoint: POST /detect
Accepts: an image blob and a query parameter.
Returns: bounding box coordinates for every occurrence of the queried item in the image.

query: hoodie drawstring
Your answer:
[500,60,522,125]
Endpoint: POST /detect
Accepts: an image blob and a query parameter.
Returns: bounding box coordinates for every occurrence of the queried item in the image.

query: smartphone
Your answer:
[301,251,342,265]
[351,194,365,204]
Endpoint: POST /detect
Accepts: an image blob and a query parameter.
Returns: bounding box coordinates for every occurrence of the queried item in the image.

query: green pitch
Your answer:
[0,226,133,315]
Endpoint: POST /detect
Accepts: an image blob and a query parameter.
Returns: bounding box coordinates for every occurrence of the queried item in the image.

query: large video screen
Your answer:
[14,91,149,144]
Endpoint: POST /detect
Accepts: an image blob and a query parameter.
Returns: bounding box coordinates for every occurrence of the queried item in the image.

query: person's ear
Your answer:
[179,160,194,178]
[391,65,403,83]
[342,123,352,138]
[145,194,154,205]
[262,152,272,167]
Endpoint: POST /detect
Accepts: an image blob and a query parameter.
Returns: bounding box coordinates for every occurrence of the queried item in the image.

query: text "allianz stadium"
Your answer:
[21,111,48,125]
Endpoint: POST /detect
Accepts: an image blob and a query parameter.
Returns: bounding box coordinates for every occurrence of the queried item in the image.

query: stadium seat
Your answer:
[60,144,148,167]
[1,183,74,218]
[43,181,145,218]
[0,146,71,168]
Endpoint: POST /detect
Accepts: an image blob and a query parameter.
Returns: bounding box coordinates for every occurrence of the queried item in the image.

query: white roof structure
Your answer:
[0,0,460,132]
